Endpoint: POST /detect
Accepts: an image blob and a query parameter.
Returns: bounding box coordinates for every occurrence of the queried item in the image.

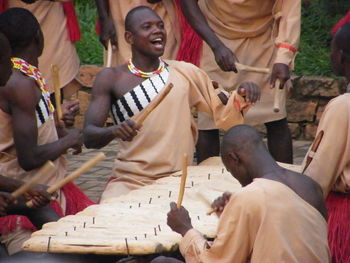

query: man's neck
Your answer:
[131,54,160,72]
[12,50,39,68]
[246,153,283,180]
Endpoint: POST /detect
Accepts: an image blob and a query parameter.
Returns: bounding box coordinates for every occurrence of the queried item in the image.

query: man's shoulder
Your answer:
[230,181,266,206]
[327,93,350,110]
[165,60,201,71]
[2,71,37,98]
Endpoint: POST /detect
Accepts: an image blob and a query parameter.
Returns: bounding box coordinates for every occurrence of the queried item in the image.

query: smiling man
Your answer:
[84,6,260,201]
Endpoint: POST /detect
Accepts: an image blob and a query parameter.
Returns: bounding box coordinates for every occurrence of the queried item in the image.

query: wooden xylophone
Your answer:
[23,158,301,255]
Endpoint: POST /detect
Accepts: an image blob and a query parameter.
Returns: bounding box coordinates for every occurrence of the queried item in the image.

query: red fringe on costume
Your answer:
[326,192,350,263]
[331,11,350,36]
[0,1,80,42]
[174,0,203,66]
[62,2,81,42]
[0,182,94,235]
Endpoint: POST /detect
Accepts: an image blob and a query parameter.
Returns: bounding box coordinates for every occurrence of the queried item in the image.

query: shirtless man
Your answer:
[84,6,260,201]
[153,125,329,263]
[0,8,93,256]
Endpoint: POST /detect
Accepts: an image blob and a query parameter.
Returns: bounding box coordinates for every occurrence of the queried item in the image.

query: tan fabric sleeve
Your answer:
[303,95,350,197]
[179,191,261,262]
[183,63,247,130]
[274,0,301,68]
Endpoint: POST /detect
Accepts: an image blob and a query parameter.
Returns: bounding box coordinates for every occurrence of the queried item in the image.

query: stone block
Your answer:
[304,124,318,140]
[288,123,301,139]
[315,105,326,124]
[77,65,103,88]
[291,76,345,98]
[287,99,318,122]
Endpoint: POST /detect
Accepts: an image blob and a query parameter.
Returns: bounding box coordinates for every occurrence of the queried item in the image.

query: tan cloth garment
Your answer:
[0,110,67,254]
[107,0,180,66]
[197,0,300,127]
[8,0,80,92]
[180,178,330,263]
[303,93,350,198]
[100,60,246,201]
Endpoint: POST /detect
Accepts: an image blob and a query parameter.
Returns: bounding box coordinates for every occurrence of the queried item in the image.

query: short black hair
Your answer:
[125,6,157,32]
[0,8,40,51]
[0,32,11,57]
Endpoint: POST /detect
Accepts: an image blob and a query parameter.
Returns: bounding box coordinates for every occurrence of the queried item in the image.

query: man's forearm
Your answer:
[84,125,116,149]
[0,176,23,193]
[181,0,224,50]
[95,0,109,20]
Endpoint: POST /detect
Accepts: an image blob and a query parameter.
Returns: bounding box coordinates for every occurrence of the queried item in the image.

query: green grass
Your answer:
[75,0,103,65]
[74,0,349,76]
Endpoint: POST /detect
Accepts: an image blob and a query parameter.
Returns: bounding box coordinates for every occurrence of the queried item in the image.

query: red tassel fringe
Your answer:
[62,2,81,42]
[174,0,203,66]
[0,182,94,235]
[331,11,350,36]
[0,0,7,13]
[326,192,350,263]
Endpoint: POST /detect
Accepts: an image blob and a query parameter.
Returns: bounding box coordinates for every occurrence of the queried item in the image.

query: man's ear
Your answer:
[228,151,239,165]
[125,31,134,45]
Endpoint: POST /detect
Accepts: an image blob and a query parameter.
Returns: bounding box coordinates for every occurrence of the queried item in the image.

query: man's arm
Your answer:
[168,193,260,263]
[7,78,81,171]
[270,0,301,88]
[83,69,140,149]
[95,0,117,49]
[181,0,238,72]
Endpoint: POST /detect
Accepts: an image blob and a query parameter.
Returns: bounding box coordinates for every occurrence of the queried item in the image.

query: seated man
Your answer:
[0,8,93,256]
[84,6,260,201]
[154,125,329,263]
[302,22,350,263]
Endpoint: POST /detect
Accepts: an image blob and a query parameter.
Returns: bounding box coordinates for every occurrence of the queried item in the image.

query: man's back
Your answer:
[180,178,330,263]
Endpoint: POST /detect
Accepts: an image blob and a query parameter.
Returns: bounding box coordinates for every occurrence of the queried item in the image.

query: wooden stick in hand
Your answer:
[26,153,105,207]
[132,83,173,126]
[106,40,113,68]
[51,65,63,121]
[177,153,188,208]
[11,161,55,199]
[273,79,284,113]
[236,62,271,74]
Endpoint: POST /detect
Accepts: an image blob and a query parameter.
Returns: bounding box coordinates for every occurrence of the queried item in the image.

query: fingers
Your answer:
[114,120,141,141]
[239,82,260,104]
[170,201,177,211]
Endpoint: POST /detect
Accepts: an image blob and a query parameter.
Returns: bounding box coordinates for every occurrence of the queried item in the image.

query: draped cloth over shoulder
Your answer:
[101,61,247,201]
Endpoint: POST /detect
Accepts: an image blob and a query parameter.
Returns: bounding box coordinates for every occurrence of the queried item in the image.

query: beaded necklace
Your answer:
[127,58,165,78]
[11,57,54,113]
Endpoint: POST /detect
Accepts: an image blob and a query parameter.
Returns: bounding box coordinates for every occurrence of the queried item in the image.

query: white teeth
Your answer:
[154,38,162,41]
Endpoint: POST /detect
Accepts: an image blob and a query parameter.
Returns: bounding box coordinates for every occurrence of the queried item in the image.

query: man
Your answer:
[96,0,180,66]
[3,0,81,99]
[84,6,260,201]
[153,125,329,263]
[0,8,93,255]
[182,0,301,163]
[302,22,350,263]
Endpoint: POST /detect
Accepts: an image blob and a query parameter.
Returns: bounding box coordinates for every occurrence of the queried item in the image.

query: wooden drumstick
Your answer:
[273,79,284,113]
[132,83,173,126]
[236,62,270,74]
[51,65,63,121]
[106,40,113,68]
[11,161,55,199]
[26,153,105,207]
[177,153,188,208]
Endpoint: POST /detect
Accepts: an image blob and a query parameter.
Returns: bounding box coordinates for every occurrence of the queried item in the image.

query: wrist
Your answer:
[179,225,193,237]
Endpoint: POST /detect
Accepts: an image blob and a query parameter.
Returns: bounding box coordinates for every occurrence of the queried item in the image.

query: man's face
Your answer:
[128,9,167,58]
[222,154,252,187]
[0,40,12,86]
[330,39,344,76]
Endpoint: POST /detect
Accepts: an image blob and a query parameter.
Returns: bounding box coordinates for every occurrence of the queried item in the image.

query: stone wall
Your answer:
[286,76,345,140]
[76,65,346,140]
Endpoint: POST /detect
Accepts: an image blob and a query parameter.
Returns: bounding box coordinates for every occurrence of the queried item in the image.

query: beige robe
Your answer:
[303,93,350,197]
[8,0,80,92]
[180,178,330,263]
[0,110,67,254]
[197,0,301,127]
[100,60,246,201]
[107,0,180,66]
